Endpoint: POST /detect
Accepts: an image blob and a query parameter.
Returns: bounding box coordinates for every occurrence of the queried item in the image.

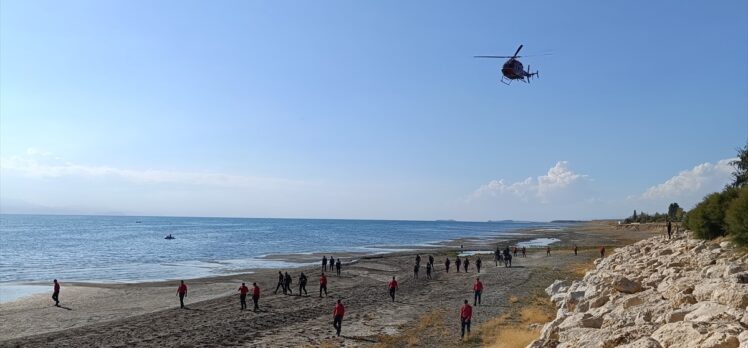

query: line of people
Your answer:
[321,255,343,276]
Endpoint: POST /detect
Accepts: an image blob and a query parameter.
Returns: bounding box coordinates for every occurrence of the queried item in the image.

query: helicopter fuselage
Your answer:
[501,59,528,80]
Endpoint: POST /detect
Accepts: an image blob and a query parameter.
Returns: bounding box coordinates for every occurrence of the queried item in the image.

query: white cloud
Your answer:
[633,158,736,208]
[1,149,302,190]
[470,161,588,204]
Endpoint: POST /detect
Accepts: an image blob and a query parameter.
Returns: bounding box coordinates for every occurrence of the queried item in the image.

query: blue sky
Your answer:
[1,1,746,221]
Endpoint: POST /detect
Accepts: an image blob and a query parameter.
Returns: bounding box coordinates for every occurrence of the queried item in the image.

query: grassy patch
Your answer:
[373,309,450,348]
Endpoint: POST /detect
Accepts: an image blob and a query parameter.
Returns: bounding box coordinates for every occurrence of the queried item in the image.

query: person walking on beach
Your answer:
[426,262,432,279]
[299,272,308,295]
[413,263,420,279]
[476,257,482,273]
[473,277,483,305]
[335,259,342,276]
[319,273,328,297]
[177,280,187,309]
[415,254,421,265]
[332,299,345,337]
[455,256,461,273]
[388,276,398,302]
[600,246,606,258]
[52,279,60,307]
[667,221,673,240]
[428,255,434,269]
[284,272,293,295]
[445,257,451,273]
[513,246,518,257]
[573,244,578,256]
[274,271,285,294]
[251,282,260,311]
[494,248,500,266]
[460,299,472,339]
[463,258,470,273]
[238,282,249,310]
[329,256,335,271]
[546,246,551,256]
[522,246,526,258]
[504,251,512,268]
[322,256,328,271]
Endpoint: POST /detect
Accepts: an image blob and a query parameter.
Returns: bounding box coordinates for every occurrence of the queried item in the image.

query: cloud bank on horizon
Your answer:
[0,148,737,221]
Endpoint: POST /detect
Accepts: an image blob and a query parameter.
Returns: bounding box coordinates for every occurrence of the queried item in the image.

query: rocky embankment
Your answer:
[529,233,748,348]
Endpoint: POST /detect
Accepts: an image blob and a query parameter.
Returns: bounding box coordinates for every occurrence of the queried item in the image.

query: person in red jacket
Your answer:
[177,280,187,309]
[319,273,328,298]
[238,282,249,310]
[460,299,472,339]
[388,276,398,302]
[332,299,345,336]
[52,279,60,307]
[251,282,260,311]
[473,277,483,306]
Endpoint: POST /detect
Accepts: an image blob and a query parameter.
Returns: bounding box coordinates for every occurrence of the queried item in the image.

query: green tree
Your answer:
[732,143,748,188]
[726,185,748,246]
[686,187,739,239]
[667,203,683,221]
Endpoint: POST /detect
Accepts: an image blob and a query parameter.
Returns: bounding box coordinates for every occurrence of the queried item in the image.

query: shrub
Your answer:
[726,186,748,246]
[686,187,738,240]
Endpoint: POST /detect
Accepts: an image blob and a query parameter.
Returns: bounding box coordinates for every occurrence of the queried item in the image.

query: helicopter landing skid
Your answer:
[500,76,513,85]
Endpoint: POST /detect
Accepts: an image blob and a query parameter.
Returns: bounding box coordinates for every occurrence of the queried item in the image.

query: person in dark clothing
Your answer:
[546,246,551,256]
[445,257,451,273]
[52,279,60,306]
[329,256,335,271]
[494,248,500,266]
[522,246,526,257]
[574,244,578,256]
[415,254,421,265]
[177,280,187,309]
[238,282,249,310]
[319,273,328,297]
[428,255,434,269]
[299,272,308,295]
[413,263,420,279]
[667,221,673,240]
[251,282,260,311]
[274,271,284,294]
[505,252,512,268]
[388,276,398,302]
[476,257,482,273]
[284,272,293,295]
[335,259,342,276]
[322,256,327,271]
[426,262,432,279]
[463,258,469,272]
[455,256,461,273]
[600,246,606,258]
[513,246,518,257]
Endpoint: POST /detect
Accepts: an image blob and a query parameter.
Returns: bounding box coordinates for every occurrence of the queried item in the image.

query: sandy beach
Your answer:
[0,221,659,347]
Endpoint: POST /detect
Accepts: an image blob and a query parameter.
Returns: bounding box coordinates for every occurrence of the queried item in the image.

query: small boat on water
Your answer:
[164,234,175,240]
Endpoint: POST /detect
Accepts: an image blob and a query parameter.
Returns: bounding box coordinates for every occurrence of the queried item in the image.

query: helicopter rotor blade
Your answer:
[474,55,513,58]
[513,45,523,57]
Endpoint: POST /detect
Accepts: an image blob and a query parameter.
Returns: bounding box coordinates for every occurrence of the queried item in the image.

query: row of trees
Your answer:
[623,203,684,224]
[684,144,748,246]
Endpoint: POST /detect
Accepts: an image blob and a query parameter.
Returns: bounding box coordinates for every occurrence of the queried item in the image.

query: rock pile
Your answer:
[528,233,748,348]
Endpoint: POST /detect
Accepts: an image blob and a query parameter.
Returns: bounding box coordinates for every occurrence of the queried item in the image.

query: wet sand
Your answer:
[0,221,658,347]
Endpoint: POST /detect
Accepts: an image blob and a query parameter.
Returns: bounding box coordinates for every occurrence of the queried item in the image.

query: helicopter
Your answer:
[474,45,541,85]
